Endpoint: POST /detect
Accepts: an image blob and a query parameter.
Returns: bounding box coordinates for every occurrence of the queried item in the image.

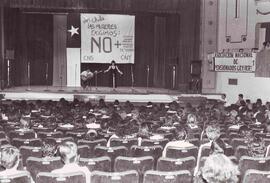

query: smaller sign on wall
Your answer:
[213,52,256,73]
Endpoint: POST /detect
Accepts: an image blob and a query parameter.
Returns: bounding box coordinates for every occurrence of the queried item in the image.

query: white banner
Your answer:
[81,14,135,64]
[214,52,256,73]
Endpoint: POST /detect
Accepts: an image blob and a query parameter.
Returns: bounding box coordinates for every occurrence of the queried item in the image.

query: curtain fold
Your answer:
[53,14,67,87]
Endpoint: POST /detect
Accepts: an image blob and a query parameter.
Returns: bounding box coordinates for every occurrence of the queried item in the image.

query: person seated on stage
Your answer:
[0,145,34,182]
[51,141,91,183]
[41,139,58,158]
[194,154,239,183]
[162,128,195,157]
[80,69,93,90]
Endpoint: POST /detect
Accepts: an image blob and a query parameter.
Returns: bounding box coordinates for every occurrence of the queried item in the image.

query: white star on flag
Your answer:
[68,26,79,37]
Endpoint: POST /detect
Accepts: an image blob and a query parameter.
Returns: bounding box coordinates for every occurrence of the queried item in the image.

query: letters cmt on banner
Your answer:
[81,14,135,64]
[214,52,256,73]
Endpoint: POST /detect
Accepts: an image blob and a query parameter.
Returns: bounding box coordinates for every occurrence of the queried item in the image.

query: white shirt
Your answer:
[52,163,91,183]
[0,169,34,183]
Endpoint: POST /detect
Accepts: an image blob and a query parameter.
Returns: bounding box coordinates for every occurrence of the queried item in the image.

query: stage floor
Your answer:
[0,86,222,104]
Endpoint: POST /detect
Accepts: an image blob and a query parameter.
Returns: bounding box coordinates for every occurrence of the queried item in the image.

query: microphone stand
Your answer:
[131,64,135,93]
[26,62,31,91]
[73,64,78,92]
[7,59,10,88]
[44,63,50,91]
[112,73,116,92]
[95,70,98,91]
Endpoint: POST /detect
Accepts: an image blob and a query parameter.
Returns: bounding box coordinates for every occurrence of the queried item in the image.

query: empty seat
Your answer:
[78,145,90,158]
[91,170,139,183]
[19,146,42,166]
[0,171,32,183]
[166,146,198,159]
[239,156,270,177]
[9,130,36,140]
[143,170,192,183]
[12,138,42,148]
[94,146,128,170]
[157,156,195,174]
[235,146,249,160]
[37,131,63,139]
[36,172,86,183]
[110,138,138,151]
[26,157,63,181]
[231,138,248,150]
[242,170,270,183]
[114,156,154,182]
[78,139,107,158]
[79,156,111,172]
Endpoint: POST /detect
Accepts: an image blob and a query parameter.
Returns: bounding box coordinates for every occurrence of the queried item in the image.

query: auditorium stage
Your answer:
[0,86,222,104]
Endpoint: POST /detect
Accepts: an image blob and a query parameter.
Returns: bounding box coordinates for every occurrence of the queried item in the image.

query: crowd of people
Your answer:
[0,93,269,182]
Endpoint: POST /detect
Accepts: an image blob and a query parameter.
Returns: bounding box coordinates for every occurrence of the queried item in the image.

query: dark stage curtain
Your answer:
[53,14,67,87]
[5,10,53,86]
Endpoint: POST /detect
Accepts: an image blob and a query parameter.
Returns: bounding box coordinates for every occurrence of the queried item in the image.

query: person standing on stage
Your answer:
[80,69,93,90]
[104,60,123,89]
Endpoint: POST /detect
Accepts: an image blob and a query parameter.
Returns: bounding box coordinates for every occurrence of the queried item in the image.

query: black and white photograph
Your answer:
[0,0,270,183]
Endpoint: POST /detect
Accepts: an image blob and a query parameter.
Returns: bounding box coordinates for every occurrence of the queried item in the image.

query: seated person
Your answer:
[107,124,126,147]
[195,124,221,175]
[210,137,226,155]
[162,128,194,157]
[84,129,98,141]
[0,146,34,182]
[51,141,91,183]
[194,154,239,183]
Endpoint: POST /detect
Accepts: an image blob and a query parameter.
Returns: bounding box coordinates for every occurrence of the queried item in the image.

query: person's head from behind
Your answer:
[41,139,57,158]
[1,146,20,170]
[175,128,187,141]
[205,125,221,141]
[239,125,251,137]
[200,154,239,183]
[85,129,98,141]
[238,94,243,100]
[19,117,30,129]
[221,94,226,100]
[210,138,226,154]
[58,141,79,164]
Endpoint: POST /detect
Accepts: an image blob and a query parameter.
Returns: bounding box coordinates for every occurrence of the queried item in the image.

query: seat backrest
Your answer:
[46,137,74,145]
[36,171,86,183]
[19,146,42,166]
[130,145,163,159]
[141,139,169,148]
[78,145,90,158]
[12,138,42,148]
[26,157,63,181]
[166,146,198,159]
[66,131,86,141]
[79,156,111,172]
[157,156,196,174]
[91,170,139,183]
[235,145,249,160]
[231,138,248,150]
[143,170,192,183]
[0,171,32,183]
[114,156,154,174]
[37,131,63,139]
[110,138,138,150]
[78,139,107,158]
[242,170,270,183]
[9,130,36,140]
[239,156,270,176]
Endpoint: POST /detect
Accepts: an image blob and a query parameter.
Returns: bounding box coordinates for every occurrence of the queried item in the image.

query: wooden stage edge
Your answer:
[0,86,222,104]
